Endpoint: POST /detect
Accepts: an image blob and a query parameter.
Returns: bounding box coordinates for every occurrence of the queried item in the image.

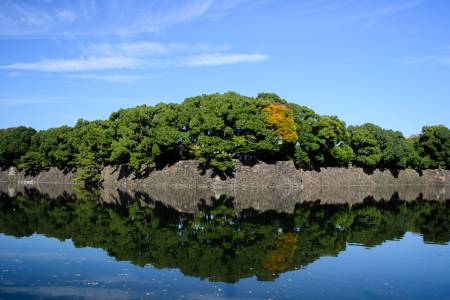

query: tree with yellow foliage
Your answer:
[262,103,298,143]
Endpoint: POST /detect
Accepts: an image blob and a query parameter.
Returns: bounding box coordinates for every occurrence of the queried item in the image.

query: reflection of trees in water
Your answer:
[263,233,298,272]
[0,189,449,283]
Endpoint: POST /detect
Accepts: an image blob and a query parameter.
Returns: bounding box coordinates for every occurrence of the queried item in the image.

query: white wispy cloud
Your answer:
[183,53,269,66]
[6,72,20,78]
[402,55,439,65]
[89,42,170,57]
[0,95,143,106]
[336,0,424,26]
[117,0,214,35]
[0,0,425,37]
[1,41,268,73]
[402,45,450,66]
[18,12,52,26]
[289,0,425,28]
[0,97,69,106]
[86,42,231,57]
[55,9,76,23]
[0,0,252,37]
[367,0,423,17]
[0,57,144,72]
[64,74,150,83]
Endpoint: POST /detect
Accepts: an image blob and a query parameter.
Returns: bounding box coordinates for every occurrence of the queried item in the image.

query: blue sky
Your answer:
[0,0,449,136]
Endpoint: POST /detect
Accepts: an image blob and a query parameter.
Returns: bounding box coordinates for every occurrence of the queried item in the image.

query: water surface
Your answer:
[0,186,449,299]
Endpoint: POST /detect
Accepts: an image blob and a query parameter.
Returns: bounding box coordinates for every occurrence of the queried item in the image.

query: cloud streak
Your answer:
[1,41,269,73]
[403,46,450,66]
[0,0,252,37]
[64,74,151,83]
[289,0,425,28]
[365,0,423,17]
[442,57,450,65]
[0,57,144,72]
[0,95,143,106]
[402,55,439,65]
[0,0,426,37]
[183,53,269,66]
[55,10,76,23]
[0,97,70,106]
[86,42,231,57]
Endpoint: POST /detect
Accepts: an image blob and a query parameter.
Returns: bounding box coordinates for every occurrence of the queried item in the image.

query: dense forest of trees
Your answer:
[0,92,449,183]
[0,189,449,282]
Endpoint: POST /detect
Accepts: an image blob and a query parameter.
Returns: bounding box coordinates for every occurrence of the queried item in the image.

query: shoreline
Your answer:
[1,160,449,189]
[1,160,449,213]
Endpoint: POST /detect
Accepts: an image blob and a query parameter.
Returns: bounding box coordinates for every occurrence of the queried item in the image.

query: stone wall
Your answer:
[0,167,76,185]
[100,160,303,189]
[300,167,448,186]
[1,160,450,189]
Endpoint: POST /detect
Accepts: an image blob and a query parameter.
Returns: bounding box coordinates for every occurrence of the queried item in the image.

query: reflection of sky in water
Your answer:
[0,233,449,300]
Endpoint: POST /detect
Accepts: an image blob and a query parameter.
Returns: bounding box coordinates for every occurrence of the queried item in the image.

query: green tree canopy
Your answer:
[0,126,36,168]
[0,92,448,183]
[415,125,450,169]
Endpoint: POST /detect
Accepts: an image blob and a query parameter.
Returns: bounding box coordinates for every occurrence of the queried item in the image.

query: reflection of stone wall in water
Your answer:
[1,182,449,214]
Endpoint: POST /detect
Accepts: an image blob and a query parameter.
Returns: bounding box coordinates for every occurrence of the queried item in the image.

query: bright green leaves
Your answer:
[109,138,134,165]
[331,144,355,167]
[349,123,422,169]
[2,92,449,184]
[294,146,311,169]
[348,124,383,168]
[17,151,49,174]
[206,153,235,173]
[313,116,348,165]
[74,150,101,184]
[178,92,281,173]
[69,119,114,184]
[293,107,350,168]
[33,126,75,169]
[415,125,450,169]
[0,126,36,169]
[380,130,415,169]
[108,103,184,172]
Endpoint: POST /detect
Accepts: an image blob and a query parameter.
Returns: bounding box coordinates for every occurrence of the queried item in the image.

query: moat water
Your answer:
[0,186,449,299]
